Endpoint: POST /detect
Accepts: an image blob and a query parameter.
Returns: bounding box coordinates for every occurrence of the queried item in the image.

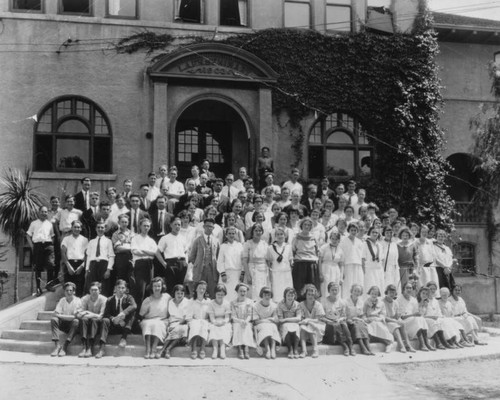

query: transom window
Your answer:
[175,0,204,24]
[11,0,42,12]
[59,0,92,16]
[284,0,310,28]
[452,242,476,274]
[34,96,112,173]
[326,0,352,32]
[220,0,248,26]
[107,0,138,18]
[308,112,373,181]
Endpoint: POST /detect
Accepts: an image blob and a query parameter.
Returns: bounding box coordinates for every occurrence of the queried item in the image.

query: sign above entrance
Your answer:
[149,43,278,83]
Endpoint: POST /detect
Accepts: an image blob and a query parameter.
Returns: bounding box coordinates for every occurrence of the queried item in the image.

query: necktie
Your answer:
[159,211,164,235]
[160,177,165,189]
[133,210,138,233]
[117,298,122,313]
[96,236,101,258]
[207,235,212,257]
[84,191,89,209]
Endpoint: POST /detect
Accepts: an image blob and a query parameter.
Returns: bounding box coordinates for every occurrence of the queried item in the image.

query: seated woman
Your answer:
[345,284,373,355]
[426,281,459,349]
[321,282,354,356]
[76,281,107,359]
[363,286,393,353]
[277,287,302,359]
[397,282,433,351]
[208,284,232,359]
[382,284,416,353]
[438,287,473,347]
[253,286,281,359]
[187,280,211,359]
[417,286,448,349]
[231,283,256,359]
[449,284,486,346]
[139,277,171,359]
[298,284,326,358]
[160,284,189,359]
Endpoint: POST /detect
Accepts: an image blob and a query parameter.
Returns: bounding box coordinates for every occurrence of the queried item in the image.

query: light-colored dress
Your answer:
[253,301,281,345]
[340,236,364,299]
[380,239,400,293]
[266,242,293,302]
[382,297,402,334]
[187,298,210,342]
[319,244,345,298]
[345,296,369,339]
[166,297,189,340]
[298,301,326,341]
[231,298,256,347]
[396,295,429,339]
[311,223,326,247]
[207,299,232,344]
[424,297,459,340]
[363,239,384,295]
[139,293,171,341]
[449,296,480,334]
[217,241,244,302]
[277,300,301,341]
[363,298,393,342]
[438,298,464,339]
[242,239,269,299]
[416,238,439,288]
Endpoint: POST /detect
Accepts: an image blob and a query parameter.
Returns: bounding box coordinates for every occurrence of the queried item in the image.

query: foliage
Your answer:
[115,31,175,55]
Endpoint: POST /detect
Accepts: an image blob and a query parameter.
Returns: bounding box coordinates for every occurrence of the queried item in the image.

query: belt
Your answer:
[69,259,84,263]
[35,242,52,245]
[165,257,186,262]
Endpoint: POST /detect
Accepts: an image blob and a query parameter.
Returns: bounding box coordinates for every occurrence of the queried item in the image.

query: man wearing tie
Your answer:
[301,184,318,214]
[74,177,92,211]
[121,179,133,207]
[146,172,161,205]
[85,221,115,296]
[221,174,239,202]
[149,196,173,242]
[205,178,230,213]
[344,180,358,206]
[155,165,169,191]
[189,218,220,298]
[174,179,198,215]
[139,184,150,211]
[127,194,150,235]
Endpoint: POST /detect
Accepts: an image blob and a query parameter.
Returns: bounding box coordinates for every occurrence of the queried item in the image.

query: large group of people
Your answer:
[27,149,486,359]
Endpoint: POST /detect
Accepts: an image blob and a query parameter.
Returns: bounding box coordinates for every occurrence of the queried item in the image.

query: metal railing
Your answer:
[453,201,486,225]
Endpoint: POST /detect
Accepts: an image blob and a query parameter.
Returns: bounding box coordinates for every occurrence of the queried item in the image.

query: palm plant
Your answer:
[0,168,45,302]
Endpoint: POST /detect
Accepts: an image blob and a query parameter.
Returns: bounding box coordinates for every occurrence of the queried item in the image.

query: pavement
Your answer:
[2,334,500,400]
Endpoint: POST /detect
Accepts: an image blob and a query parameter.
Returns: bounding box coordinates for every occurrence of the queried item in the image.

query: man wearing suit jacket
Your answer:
[149,196,173,242]
[204,178,230,213]
[120,179,133,208]
[188,218,220,298]
[174,179,198,215]
[74,177,92,212]
[101,279,137,350]
[81,192,100,239]
[127,194,150,235]
[138,184,151,212]
[301,184,318,214]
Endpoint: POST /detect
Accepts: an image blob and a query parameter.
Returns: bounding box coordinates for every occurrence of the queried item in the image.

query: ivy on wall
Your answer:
[115,3,454,227]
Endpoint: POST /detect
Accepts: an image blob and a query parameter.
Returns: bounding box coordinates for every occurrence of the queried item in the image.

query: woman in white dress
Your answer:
[380,226,400,293]
[417,286,449,349]
[246,211,271,244]
[310,208,326,247]
[339,223,365,300]
[438,287,473,347]
[231,283,256,359]
[269,212,295,244]
[217,227,244,301]
[267,227,294,302]
[242,223,270,299]
[319,232,345,298]
[208,284,232,359]
[449,284,486,345]
[345,284,373,355]
[425,282,459,349]
[416,224,439,288]
[277,287,302,358]
[396,282,433,351]
[363,286,393,353]
[139,277,171,359]
[253,286,281,359]
[187,281,211,359]
[160,284,189,358]
[298,284,326,358]
[362,227,384,294]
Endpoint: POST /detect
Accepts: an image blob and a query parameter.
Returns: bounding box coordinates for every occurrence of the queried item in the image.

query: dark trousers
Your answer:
[436,267,456,291]
[64,260,86,297]
[80,318,104,342]
[86,260,110,295]
[33,242,56,290]
[101,315,135,343]
[199,264,218,299]
[134,259,153,311]
[165,258,188,295]
[114,252,134,291]
[399,264,414,288]
[51,317,79,343]
[292,260,320,301]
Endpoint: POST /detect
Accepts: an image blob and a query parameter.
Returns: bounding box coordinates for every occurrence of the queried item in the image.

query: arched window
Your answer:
[308,112,372,181]
[34,96,112,173]
[452,242,476,274]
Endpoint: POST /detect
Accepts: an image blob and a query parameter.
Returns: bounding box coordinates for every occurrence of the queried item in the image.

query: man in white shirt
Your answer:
[57,195,83,237]
[260,172,281,199]
[282,168,303,198]
[61,220,88,297]
[156,218,188,295]
[221,174,240,202]
[352,188,368,219]
[233,167,248,192]
[164,167,185,213]
[146,172,161,204]
[26,205,55,295]
[85,221,115,296]
[343,180,358,206]
[155,165,169,190]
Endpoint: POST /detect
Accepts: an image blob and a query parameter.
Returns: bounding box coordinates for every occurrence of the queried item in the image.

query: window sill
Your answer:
[32,172,116,181]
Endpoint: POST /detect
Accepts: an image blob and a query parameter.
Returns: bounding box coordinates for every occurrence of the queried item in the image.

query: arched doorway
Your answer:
[174,100,249,179]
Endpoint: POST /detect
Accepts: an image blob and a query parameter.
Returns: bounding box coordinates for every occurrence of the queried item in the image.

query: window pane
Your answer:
[58,119,89,134]
[358,128,369,145]
[327,0,350,4]
[93,137,111,172]
[309,122,322,143]
[108,0,137,17]
[325,113,339,131]
[56,139,89,169]
[12,0,41,10]
[56,100,72,119]
[220,0,246,26]
[309,147,323,178]
[34,136,53,171]
[284,2,310,28]
[177,0,202,23]
[326,5,351,31]
[359,150,372,178]
[326,149,354,179]
[94,111,110,135]
[75,101,90,120]
[205,132,224,163]
[327,130,353,144]
[61,0,91,14]
[37,110,52,133]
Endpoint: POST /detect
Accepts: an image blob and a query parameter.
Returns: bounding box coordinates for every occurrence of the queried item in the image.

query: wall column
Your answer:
[258,87,273,154]
[152,81,168,169]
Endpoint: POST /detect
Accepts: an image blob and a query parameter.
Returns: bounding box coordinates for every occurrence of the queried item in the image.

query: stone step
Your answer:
[19,320,50,331]
[37,311,55,321]
[1,330,143,345]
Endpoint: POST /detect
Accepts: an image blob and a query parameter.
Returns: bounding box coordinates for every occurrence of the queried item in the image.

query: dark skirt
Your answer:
[348,320,369,340]
[292,260,321,299]
[323,321,352,345]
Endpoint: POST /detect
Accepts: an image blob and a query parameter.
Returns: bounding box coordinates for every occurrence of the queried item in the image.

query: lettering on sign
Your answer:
[170,53,260,78]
